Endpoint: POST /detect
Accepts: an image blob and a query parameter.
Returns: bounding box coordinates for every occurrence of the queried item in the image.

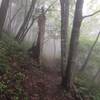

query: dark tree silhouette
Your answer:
[62,0,84,90]
[15,0,36,42]
[0,0,10,37]
[60,0,69,78]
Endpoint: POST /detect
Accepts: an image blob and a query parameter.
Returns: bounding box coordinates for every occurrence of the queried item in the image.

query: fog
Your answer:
[1,0,100,68]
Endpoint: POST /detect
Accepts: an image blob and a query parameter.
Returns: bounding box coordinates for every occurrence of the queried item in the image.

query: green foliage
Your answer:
[0,70,28,100]
[1,34,26,55]
[0,40,9,65]
[0,64,8,75]
[79,36,100,76]
[76,73,100,100]
[0,33,29,65]
[0,34,29,100]
[15,72,25,81]
[0,82,7,93]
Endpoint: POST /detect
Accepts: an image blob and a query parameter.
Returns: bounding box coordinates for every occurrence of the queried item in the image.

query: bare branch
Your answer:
[33,0,57,20]
[44,0,57,13]
[83,10,100,19]
[23,0,57,35]
[80,31,100,72]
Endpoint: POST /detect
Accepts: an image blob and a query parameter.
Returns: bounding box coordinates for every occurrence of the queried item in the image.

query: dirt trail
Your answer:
[23,67,75,100]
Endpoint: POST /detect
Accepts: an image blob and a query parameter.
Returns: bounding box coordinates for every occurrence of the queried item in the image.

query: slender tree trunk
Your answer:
[7,7,23,32]
[24,0,28,18]
[7,1,12,32]
[80,32,100,72]
[15,0,36,42]
[18,1,56,43]
[62,0,84,91]
[0,0,10,37]
[54,38,56,64]
[60,0,69,78]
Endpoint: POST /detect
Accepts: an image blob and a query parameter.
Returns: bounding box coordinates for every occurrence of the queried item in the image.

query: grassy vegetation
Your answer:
[79,35,100,76]
[75,73,100,100]
[77,35,100,100]
[0,34,29,100]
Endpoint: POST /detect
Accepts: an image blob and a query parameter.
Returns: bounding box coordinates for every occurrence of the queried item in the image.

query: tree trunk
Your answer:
[15,0,36,42]
[62,0,84,91]
[0,0,10,37]
[80,32,100,72]
[30,8,46,62]
[7,0,12,32]
[24,0,28,18]
[60,0,69,78]
[7,7,23,32]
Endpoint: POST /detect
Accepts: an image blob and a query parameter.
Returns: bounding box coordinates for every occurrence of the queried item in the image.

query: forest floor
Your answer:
[0,57,93,100]
[22,61,79,100]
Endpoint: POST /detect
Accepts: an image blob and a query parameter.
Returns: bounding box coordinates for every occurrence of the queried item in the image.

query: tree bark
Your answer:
[17,1,56,43]
[15,0,36,42]
[62,0,84,91]
[60,0,69,78]
[0,0,10,37]
[30,8,46,62]
[7,7,23,32]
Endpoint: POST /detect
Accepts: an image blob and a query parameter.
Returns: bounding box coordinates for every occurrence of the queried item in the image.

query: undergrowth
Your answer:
[75,73,100,100]
[0,34,29,100]
[0,34,100,100]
